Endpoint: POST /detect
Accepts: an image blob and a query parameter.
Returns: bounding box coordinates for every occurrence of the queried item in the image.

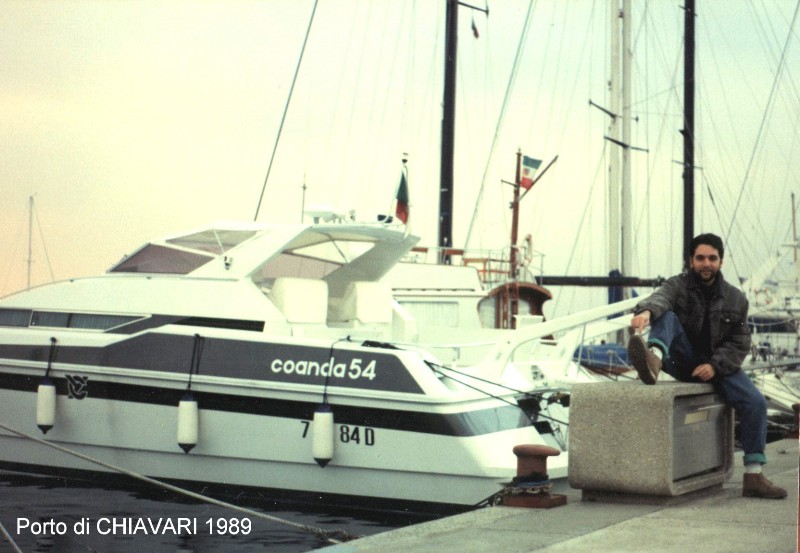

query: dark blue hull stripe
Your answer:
[0,334,426,393]
[0,372,530,437]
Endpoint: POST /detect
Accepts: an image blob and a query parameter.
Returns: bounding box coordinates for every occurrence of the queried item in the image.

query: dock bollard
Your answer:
[498,444,567,509]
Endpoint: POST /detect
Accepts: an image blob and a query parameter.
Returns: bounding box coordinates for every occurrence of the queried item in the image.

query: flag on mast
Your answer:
[520,155,542,190]
[395,170,409,224]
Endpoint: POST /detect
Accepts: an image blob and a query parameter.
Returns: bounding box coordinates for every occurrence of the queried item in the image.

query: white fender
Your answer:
[312,404,335,467]
[36,378,56,434]
[177,392,199,454]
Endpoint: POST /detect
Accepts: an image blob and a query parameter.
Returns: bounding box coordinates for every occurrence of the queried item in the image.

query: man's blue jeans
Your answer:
[648,311,768,465]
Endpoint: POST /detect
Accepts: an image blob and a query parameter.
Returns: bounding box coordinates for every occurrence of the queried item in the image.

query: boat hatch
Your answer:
[252,232,376,287]
[165,229,257,255]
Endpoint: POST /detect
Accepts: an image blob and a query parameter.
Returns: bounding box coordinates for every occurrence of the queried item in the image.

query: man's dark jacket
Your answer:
[634,270,751,376]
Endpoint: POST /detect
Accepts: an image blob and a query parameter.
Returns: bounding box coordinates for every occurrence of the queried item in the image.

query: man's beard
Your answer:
[692,266,718,284]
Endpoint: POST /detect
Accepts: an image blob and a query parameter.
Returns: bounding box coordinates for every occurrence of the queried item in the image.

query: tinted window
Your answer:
[0,309,32,327]
[110,244,213,274]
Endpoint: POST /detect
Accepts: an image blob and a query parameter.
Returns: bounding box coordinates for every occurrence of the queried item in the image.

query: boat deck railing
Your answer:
[403,245,545,288]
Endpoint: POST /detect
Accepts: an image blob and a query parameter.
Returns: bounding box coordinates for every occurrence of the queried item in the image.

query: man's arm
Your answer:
[630,275,683,330]
[709,299,752,376]
[630,310,651,333]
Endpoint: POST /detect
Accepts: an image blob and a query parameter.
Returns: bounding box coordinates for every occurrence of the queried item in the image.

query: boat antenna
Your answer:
[254,0,319,222]
[301,173,307,223]
[27,196,33,289]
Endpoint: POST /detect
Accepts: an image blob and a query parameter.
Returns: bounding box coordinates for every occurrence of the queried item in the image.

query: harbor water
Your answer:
[0,471,430,552]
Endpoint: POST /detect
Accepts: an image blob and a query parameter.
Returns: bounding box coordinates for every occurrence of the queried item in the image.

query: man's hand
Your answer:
[692,363,715,382]
[630,310,651,334]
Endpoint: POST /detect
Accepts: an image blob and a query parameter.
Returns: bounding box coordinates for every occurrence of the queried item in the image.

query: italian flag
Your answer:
[395,171,409,224]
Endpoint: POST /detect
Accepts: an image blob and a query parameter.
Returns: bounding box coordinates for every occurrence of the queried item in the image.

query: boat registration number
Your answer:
[300,421,376,446]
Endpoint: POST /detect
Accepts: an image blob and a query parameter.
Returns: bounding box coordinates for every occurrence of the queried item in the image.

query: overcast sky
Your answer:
[1,0,798,318]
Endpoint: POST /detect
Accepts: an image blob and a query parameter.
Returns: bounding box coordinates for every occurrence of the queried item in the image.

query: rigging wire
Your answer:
[364,2,409,215]
[254,0,319,222]
[337,2,373,201]
[33,203,55,284]
[425,361,568,426]
[0,519,23,553]
[0,420,358,545]
[551,140,609,317]
[1,198,55,296]
[0,214,26,297]
[724,0,800,247]
[464,0,536,249]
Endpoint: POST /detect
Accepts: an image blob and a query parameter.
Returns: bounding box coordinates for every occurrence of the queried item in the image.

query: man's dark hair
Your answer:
[689,233,724,259]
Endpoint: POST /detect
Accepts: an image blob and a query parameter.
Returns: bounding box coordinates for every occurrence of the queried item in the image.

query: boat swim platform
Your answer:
[316,438,798,553]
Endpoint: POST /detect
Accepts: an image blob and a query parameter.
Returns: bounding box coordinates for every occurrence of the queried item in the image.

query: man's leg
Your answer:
[715,369,768,459]
[715,369,786,498]
[633,311,697,382]
[647,311,700,382]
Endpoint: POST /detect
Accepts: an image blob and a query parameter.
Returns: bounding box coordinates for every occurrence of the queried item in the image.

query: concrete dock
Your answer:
[317,438,798,553]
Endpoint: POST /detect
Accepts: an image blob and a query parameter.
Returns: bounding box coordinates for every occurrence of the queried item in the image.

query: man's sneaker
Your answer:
[743,473,788,499]
[627,335,661,385]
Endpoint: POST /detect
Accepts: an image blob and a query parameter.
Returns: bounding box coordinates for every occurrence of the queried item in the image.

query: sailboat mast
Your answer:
[621,0,632,280]
[510,151,522,278]
[26,195,33,290]
[439,0,458,262]
[682,0,696,261]
[608,1,621,276]
[793,192,797,264]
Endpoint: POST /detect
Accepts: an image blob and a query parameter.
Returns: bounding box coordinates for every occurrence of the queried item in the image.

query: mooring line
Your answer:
[0,518,25,553]
[0,421,359,545]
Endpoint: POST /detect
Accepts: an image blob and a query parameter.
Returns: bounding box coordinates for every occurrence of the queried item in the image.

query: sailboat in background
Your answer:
[741,194,800,420]
[1,196,55,297]
[374,1,636,391]
[0,3,656,513]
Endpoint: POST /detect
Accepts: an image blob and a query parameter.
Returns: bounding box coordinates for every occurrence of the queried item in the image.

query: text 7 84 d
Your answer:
[300,421,376,446]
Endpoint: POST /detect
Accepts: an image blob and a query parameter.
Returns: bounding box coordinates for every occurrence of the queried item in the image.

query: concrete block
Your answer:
[568,381,733,496]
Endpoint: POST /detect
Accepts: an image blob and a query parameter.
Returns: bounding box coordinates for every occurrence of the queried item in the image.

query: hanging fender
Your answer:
[177,391,199,454]
[36,378,56,434]
[36,337,59,434]
[312,404,335,467]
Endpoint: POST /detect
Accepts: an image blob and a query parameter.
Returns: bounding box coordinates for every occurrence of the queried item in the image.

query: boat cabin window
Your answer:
[0,308,142,330]
[0,308,32,327]
[109,244,213,274]
[33,312,142,330]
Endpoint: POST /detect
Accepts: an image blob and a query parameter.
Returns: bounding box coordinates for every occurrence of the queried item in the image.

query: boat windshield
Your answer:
[109,244,214,274]
[109,228,257,275]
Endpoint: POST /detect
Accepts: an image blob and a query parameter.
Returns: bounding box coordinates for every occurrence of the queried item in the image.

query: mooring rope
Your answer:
[426,362,569,426]
[0,518,24,553]
[0,421,359,545]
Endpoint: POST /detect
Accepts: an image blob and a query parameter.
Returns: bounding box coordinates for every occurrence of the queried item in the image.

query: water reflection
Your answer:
[0,472,434,552]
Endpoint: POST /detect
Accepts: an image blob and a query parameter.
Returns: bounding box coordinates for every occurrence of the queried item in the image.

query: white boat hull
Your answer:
[0,366,567,511]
